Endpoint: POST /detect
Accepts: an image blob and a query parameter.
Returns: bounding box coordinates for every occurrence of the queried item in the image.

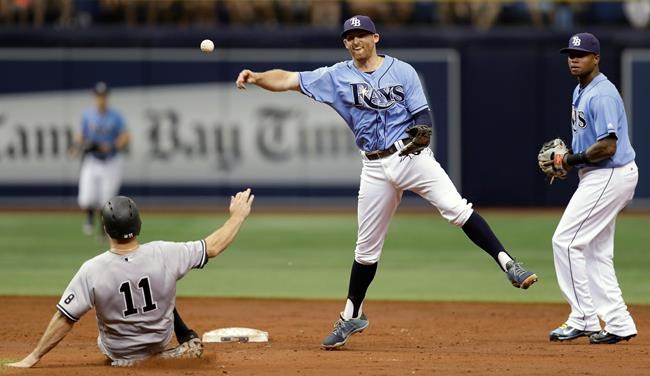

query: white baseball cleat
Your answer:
[82,223,94,236]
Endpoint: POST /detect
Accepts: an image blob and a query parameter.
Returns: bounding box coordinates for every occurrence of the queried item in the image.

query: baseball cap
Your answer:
[560,33,600,55]
[93,81,110,95]
[341,15,377,38]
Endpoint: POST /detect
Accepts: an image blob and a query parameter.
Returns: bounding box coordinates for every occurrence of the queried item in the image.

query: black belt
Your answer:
[90,153,113,161]
[364,138,411,160]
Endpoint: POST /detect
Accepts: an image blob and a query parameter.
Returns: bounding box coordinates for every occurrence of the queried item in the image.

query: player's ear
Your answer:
[373,33,380,43]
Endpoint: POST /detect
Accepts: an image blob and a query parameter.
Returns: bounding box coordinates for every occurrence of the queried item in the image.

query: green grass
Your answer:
[1,211,649,304]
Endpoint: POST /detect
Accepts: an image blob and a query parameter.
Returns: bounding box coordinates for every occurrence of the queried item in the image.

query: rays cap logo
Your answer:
[571,36,581,46]
[560,32,600,55]
[341,15,377,38]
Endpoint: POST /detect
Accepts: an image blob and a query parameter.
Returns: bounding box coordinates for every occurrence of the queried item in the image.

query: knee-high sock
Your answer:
[346,261,378,319]
[86,209,94,225]
[461,211,512,271]
[173,308,196,343]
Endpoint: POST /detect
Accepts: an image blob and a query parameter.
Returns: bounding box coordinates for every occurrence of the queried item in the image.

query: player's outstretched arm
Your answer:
[236,69,300,92]
[204,188,255,258]
[7,311,74,368]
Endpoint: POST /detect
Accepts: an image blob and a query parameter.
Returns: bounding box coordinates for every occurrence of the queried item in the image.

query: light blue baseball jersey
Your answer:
[298,55,429,152]
[81,108,126,159]
[570,73,635,168]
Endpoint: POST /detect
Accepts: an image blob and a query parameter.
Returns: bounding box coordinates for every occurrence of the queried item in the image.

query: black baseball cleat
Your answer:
[589,330,636,344]
[549,323,598,342]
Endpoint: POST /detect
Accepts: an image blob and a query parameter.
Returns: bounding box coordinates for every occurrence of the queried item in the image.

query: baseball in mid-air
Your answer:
[200,39,214,53]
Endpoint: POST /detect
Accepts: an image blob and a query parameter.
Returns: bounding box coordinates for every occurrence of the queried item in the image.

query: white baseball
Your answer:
[200,39,214,53]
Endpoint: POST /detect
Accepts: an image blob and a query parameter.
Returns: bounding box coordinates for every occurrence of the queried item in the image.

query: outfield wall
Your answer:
[0,48,458,208]
[0,28,648,207]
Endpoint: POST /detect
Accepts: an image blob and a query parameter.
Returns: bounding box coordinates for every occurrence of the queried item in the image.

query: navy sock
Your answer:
[173,308,196,343]
[347,260,378,318]
[86,209,94,225]
[461,212,510,270]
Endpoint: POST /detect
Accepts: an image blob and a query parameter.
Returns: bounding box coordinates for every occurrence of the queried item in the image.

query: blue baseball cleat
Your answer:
[505,260,538,289]
[322,313,369,349]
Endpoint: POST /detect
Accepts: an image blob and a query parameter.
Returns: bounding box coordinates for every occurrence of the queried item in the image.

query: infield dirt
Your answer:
[1,297,648,375]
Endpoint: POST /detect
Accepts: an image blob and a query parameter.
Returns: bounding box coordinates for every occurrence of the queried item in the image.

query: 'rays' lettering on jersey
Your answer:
[351,83,405,110]
[571,106,586,131]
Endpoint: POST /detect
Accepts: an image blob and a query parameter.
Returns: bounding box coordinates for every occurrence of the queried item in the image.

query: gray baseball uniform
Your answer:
[56,239,208,361]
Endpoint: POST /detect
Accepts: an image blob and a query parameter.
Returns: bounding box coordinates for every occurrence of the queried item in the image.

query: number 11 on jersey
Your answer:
[119,276,158,317]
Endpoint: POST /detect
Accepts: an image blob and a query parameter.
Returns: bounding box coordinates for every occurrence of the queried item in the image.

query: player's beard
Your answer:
[570,65,596,80]
[349,44,374,62]
[570,65,587,77]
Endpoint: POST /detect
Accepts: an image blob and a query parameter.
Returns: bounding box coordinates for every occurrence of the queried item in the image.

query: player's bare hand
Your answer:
[230,188,254,220]
[236,69,257,90]
[7,354,39,368]
[67,145,81,158]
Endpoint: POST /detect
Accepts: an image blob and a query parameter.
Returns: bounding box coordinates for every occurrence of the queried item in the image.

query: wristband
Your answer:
[565,151,589,166]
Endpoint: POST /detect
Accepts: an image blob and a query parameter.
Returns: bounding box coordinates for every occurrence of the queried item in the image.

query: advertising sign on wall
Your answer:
[0,48,458,198]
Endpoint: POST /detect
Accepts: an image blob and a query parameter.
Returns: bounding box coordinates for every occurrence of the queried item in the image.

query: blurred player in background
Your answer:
[548,33,638,344]
[70,82,130,237]
[7,189,255,367]
[236,15,538,350]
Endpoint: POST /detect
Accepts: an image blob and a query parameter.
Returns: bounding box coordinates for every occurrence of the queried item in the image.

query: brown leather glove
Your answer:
[398,125,432,157]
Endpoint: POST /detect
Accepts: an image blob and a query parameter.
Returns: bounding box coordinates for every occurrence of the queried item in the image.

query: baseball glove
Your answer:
[69,141,113,159]
[538,138,569,183]
[399,124,432,157]
[82,141,101,154]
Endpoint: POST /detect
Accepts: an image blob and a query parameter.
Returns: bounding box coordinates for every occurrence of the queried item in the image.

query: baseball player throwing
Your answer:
[7,189,254,367]
[71,82,129,237]
[545,33,638,344]
[236,15,537,350]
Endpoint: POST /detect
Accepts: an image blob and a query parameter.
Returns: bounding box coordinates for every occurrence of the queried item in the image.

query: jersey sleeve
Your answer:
[403,63,429,114]
[56,262,94,322]
[298,66,336,104]
[159,240,209,280]
[590,95,620,140]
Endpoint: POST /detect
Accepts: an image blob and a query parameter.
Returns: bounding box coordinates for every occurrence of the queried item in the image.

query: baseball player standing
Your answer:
[71,82,129,237]
[236,15,538,350]
[7,189,255,367]
[547,33,638,344]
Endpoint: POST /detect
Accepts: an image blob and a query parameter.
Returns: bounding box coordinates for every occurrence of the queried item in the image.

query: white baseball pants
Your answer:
[78,155,123,209]
[552,161,638,337]
[354,145,474,265]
